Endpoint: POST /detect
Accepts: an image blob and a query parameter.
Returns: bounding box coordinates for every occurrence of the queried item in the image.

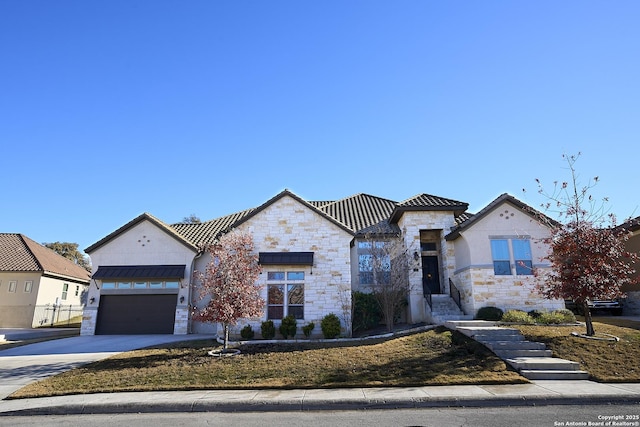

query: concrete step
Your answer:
[483,340,547,351]
[444,320,497,329]
[494,349,553,358]
[506,357,581,371]
[519,370,590,380]
[456,327,525,341]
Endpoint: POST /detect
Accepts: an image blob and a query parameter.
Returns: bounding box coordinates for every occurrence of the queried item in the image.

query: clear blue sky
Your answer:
[2,1,639,252]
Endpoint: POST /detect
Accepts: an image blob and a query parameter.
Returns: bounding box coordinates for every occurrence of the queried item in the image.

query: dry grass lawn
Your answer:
[10,327,526,399]
[513,318,640,382]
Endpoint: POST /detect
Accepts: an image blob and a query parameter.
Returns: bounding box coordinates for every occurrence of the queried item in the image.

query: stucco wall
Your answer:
[192,195,354,338]
[450,200,561,316]
[82,220,197,335]
[0,272,39,327]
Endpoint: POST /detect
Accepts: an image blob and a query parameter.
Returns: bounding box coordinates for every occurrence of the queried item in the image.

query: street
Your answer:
[0,404,638,427]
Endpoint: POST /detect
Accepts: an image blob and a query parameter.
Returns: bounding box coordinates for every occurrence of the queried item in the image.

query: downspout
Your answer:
[188,250,203,334]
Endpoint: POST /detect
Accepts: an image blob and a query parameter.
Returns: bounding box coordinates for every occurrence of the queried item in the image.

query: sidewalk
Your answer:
[1,381,639,416]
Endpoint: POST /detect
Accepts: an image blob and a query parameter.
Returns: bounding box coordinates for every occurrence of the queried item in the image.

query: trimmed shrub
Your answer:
[537,309,577,324]
[261,320,276,339]
[527,309,543,320]
[501,310,535,324]
[279,315,297,339]
[475,306,504,321]
[302,322,315,338]
[320,313,342,339]
[240,324,254,340]
[352,291,382,332]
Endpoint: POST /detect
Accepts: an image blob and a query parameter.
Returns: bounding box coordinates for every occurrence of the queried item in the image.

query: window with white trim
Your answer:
[267,271,305,320]
[8,281,17,293]
[61,283,69,300]
[490,238,533,276]
[25,281,33,293]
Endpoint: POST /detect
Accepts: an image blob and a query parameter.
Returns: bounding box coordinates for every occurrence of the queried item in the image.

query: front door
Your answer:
[422,256,441,294]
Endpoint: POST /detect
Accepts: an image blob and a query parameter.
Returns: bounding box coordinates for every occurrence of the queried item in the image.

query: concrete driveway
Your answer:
[0,334,213,400]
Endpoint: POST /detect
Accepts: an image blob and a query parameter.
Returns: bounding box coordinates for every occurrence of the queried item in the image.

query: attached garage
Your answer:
[95,294,177,334]
[93,265,186,335]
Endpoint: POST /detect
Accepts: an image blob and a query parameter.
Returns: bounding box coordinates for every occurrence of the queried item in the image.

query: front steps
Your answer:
[445,320,589,380]
[428,294,473,324]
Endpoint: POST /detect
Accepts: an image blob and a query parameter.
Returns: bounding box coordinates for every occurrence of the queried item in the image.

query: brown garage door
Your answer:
[96,294,177,334]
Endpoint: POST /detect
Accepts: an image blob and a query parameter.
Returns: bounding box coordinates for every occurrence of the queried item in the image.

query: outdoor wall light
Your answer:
[89,297,95,304]
[414,251,420,261]
[179,296,185,303]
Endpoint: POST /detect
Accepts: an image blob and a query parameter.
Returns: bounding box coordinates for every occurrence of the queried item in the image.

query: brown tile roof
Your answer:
[171,208,256,247]
[0,233,90,282]
[318,193,398,233]
[389,193,469,223]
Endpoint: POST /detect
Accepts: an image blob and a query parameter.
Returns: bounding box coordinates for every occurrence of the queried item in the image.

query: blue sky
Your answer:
[2,1,639,252]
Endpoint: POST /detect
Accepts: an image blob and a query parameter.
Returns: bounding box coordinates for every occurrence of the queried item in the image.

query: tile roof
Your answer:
[390,193,469,223]
[317,194,398,233]
[0,233,91,282]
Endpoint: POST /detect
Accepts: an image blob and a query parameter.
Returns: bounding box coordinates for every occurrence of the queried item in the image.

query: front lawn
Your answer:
[513,318,640,382]
[9,327,525,399]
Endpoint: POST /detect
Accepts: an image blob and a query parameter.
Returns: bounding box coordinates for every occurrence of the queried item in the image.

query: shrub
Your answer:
[528,309,543,320]
[279,315,297,339]
[261,320,276,339]
[537,309,576,324]
[240,324,254,340]
[475,306,504,321]
[352,291,382,332]
[302,322,315,338]
[501,310,534,324]
[320,313,341,339]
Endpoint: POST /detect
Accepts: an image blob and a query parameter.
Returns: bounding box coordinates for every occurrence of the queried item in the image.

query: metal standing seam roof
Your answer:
[0,233,91,282]
[92,265,186,280]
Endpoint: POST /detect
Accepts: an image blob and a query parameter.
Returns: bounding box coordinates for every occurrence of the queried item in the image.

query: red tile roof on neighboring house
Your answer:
[0,233,91,282]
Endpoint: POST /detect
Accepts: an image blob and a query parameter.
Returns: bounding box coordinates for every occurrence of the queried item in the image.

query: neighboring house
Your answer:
[82,190,562,337]
[0,233,91,328]
[616,216,640,314]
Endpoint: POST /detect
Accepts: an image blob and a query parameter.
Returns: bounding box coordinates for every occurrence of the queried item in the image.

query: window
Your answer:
[267,271,305,320]
[8,281,17,293]
[357,240,390,285]
[61,283,69,300]
[102,282,116,289]
[490,240,511,275]
[75,285,79,296]
[25,281,33,293]
[513,239,533,275]
[490,238,534,276]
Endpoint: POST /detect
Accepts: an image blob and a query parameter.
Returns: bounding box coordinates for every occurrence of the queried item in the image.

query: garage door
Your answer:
[95,294,177,334]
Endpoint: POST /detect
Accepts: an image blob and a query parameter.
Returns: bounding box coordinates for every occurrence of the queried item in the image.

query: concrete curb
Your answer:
[2,383,640,416]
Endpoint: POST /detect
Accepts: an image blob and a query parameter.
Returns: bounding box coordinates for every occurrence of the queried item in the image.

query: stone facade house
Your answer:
[81,190,562,337]
[0,233,90,328]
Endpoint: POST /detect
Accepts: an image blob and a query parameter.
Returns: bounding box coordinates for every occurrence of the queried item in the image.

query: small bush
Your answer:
[501,310,535,324]
[537,309,576,324]
[261,320,276,339]
[352,291,382,332]
[527,309,543,319]
[475,306,504,321]
[279,315,297,339]
[302,322,315,338]
[320,313,341,339]
[240,324,254,340]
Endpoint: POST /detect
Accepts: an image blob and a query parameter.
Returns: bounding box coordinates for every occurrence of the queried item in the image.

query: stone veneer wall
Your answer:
[624,291,640,315]
[396,211,458,324]
[192,195,354,338]
[453,267,564,315]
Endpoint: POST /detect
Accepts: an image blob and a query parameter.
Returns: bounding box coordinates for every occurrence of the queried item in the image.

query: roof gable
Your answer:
[389,193,468,223]
[85,213,199,254]
[231,189,356,236]
[0,233,90,282]
[445,193,554,240]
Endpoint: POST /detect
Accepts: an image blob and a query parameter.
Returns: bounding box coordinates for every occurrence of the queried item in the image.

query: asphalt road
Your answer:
[0,404,638,427]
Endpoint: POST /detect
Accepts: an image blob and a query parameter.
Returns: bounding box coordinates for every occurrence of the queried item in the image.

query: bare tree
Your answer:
[359,230,417,332]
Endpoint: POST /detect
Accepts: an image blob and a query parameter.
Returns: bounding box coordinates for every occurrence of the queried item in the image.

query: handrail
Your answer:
[449,278,462,311]
[424,286,432,309]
